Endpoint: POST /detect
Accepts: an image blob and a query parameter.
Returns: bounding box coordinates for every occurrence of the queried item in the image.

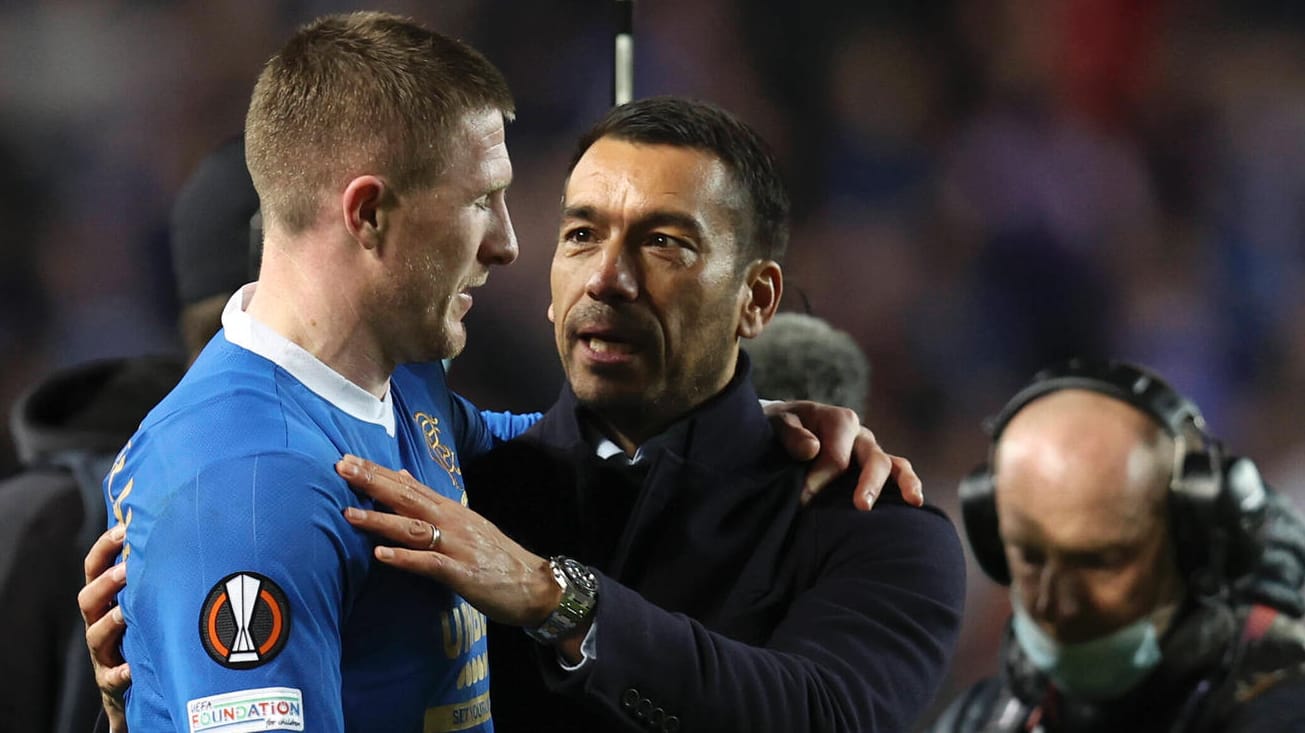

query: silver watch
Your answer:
[525,556,599,645]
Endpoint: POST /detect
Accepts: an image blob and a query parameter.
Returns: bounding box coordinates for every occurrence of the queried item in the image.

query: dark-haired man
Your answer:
[341,96,966,732]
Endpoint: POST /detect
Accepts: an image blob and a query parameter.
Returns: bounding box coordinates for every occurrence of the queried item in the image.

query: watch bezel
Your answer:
[558,556,598,594]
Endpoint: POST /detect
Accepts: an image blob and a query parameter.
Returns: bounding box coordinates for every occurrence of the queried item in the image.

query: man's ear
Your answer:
[341,175,390,251]
[737,260,782,339]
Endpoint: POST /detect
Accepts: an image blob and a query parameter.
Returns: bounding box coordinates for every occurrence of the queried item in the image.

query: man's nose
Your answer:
[584,243,637,301]
[481,200,518,266]
[1032,566,1081,628]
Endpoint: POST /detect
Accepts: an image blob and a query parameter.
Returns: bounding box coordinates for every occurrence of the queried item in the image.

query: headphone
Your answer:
[958,359,1268,596]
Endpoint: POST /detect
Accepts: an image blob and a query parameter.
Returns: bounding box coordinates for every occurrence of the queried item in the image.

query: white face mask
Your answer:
[1010,600,1177,701]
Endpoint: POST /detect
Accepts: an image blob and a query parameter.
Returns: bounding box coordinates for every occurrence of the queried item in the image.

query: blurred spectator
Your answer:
[169,135,260,360]
[0,128,53,478]
[746,312,871,416]
[0,135,254,733]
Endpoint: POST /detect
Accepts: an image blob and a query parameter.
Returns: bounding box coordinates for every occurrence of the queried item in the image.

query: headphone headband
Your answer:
[986,359,1206,441]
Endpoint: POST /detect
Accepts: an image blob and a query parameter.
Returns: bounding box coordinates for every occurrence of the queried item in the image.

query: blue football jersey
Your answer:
[105,295,519,733]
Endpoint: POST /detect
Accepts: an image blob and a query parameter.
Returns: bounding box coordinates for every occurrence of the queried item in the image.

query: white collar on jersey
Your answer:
[221,283,397,437]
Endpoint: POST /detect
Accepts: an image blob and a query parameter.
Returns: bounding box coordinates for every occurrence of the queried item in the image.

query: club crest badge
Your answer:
[198,572,291,669]
[414,411,464,492]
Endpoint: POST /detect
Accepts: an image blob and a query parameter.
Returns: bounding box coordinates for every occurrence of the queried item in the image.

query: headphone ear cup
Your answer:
[1168,449,1216,582]
[1218,456,1269,578]
[1171,452,1270,591]
[959,465,1011,585]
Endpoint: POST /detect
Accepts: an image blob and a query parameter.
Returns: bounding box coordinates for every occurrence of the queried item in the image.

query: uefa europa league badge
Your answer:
[199,571,291,669]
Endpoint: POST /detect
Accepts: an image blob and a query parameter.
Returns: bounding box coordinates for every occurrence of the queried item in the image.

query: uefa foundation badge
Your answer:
[199,571,291,669]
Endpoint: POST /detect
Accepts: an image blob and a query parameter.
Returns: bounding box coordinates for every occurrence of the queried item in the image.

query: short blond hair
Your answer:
[245,12,515,232]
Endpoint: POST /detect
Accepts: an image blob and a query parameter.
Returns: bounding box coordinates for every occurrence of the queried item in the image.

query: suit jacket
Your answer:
[468,358,966,732]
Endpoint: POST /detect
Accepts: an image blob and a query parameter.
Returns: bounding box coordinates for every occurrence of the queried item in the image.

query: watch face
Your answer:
[562,558,598,594]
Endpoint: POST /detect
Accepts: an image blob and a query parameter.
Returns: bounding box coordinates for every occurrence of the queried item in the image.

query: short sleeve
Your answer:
[121,452,371,732]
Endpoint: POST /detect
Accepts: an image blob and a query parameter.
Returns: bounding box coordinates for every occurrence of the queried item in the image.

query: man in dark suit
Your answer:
[339,97,966,732]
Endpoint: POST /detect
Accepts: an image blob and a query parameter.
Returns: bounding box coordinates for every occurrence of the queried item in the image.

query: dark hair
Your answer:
[566,96,790,263]
[246,11,515,233]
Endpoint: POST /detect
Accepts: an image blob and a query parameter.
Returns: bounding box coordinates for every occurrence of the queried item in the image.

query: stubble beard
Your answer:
[377,249,461,364]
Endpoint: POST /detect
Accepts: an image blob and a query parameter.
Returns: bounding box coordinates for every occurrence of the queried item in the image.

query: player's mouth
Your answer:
[453,278,487,317]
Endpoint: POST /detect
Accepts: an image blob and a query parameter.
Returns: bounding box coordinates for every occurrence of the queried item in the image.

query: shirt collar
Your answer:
[221,283,397,437]
[581,413,689,467]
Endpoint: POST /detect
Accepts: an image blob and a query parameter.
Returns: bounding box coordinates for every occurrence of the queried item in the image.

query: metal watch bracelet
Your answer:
[525,556,599,645]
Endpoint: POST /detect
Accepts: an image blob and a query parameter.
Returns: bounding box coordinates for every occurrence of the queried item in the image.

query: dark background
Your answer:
[2,0,1303,725]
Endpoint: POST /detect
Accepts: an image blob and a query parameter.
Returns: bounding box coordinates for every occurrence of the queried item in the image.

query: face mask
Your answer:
[1011,601,1171,701]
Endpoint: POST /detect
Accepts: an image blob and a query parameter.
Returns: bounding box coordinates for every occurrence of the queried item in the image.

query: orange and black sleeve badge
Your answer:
[198,572,291,669]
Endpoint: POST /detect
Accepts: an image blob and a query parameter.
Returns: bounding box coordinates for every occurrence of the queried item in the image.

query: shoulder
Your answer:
[115,391,357,540]
[1230,606,1305,684]
[794,473,967,606]
[144,350,290,433]
[0,469,81,529]
[120,446,368,606]
[119,442,348,510]
[1208,607,1305,732]
[129,355,348,478]
[780,471,967,615]
[1220,673,1305,732]
[805,473,963,551]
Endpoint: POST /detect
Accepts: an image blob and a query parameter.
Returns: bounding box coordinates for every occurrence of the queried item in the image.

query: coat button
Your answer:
[648,707,665,727]
[635,697,654,721]
[621,688,640,711]
[662,715,681,732]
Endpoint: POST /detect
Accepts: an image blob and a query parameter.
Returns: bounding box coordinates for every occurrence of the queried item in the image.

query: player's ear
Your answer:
[737,260,782,339]
[342,175,391,251]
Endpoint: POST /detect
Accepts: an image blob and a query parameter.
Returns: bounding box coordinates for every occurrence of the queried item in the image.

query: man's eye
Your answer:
[474,196,491,211]
[564,227,594,243]
[1079,550,1128,570]
[647,233,676,248]
[1016,546,1045,566]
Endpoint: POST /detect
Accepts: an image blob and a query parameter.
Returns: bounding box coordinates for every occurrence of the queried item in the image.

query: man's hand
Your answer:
[336,455,562,628]
[78,525,131,732]
[764,400,923,509]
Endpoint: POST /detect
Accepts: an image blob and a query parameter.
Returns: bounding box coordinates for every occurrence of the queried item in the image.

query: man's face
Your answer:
[994,391,1183,645]
[378,108,517,362]
[549,138,752,433]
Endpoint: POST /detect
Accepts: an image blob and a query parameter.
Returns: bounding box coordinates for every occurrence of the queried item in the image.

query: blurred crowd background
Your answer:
[3,0,1304,726]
